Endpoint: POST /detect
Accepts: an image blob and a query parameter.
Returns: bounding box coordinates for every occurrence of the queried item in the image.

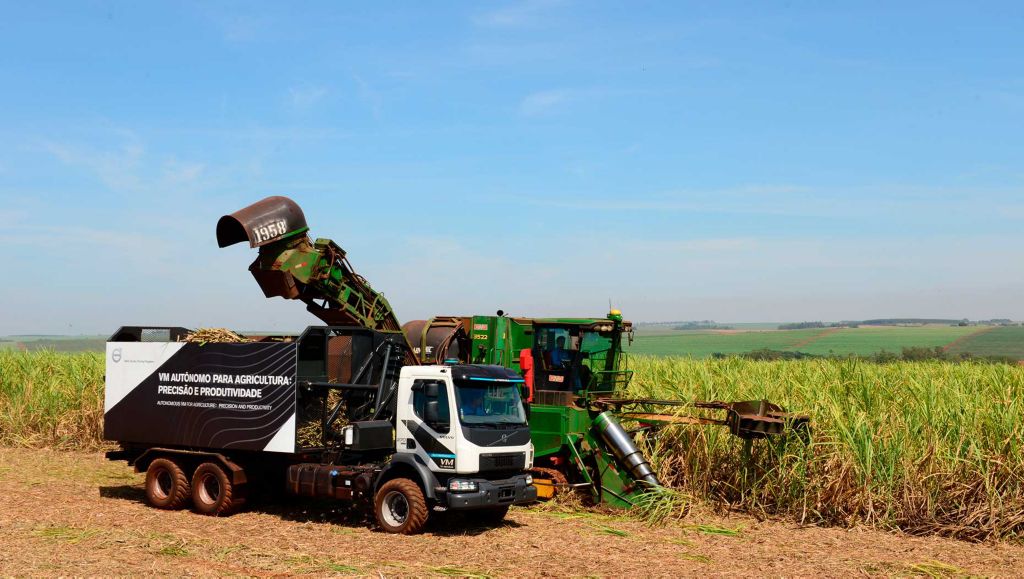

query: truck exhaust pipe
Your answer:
[593,411,660,488]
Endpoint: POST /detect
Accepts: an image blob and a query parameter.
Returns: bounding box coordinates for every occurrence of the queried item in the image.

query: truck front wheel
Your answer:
[191,462,242,516]
[145,458,190,510]
[374,478,428,534]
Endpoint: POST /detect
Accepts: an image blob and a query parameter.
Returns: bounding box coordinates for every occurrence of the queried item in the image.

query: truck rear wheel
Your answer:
[191,462,241,516]
[145,458,190,510]
[374,478,428,534]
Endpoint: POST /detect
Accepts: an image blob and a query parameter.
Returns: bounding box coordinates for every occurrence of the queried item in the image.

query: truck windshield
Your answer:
[454,379,527,426]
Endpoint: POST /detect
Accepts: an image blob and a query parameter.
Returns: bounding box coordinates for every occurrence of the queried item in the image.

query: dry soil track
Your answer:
[1,448,1022,577]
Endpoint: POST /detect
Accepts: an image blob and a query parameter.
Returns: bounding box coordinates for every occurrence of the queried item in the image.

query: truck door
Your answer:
[396,377,459,472]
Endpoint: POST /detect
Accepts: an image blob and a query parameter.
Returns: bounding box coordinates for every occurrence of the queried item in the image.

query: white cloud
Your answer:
[219,14,266,43]
[518,86,659,117]
[520,89,570,116]
[621,237,758,253]
[288,85,328,109]
[353,76,383,117]
[0,208,28,225]
[162,158,206,186]
[39,132,212,196]
[473,0,565,28]
[1000,204,1024,219]
[41,136,145,193]
[508,183,1024,220]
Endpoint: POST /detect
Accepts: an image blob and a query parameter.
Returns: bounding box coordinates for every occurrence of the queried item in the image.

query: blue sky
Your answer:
[1,1,1022,334]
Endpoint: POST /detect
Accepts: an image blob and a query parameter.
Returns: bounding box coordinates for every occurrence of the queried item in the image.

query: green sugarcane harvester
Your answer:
[222,196,808,508]
[402,315,809,506]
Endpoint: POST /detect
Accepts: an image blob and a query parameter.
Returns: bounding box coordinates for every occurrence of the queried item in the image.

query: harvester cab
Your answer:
[402,312,635,401]
[524,313,634,402]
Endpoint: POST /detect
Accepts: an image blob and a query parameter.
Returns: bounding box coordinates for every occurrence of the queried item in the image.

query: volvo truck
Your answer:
[104,325,537,534]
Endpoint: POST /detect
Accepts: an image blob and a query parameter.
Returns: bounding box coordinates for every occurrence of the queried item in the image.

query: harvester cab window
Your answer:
[412,379,450,433]
[536,328,578,369]
[580,331,612,368]
[533,327,588,393]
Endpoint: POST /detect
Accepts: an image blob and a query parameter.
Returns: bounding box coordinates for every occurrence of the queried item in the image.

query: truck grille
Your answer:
[479,452,525,472]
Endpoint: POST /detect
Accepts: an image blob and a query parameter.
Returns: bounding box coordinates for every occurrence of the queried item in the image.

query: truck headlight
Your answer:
[525,474,533,485]
[448,479,478,492]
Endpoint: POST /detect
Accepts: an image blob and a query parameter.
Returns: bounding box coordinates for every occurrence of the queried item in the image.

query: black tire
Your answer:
[469,505,510,525]
[374,478,429,534]
[145,458,191,510]
[191,462,242,516]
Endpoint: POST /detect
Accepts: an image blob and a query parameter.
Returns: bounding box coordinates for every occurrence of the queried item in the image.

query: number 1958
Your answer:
[253,220,287,243]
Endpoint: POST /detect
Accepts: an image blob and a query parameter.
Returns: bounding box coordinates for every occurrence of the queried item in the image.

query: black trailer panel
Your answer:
[105,341,298,453]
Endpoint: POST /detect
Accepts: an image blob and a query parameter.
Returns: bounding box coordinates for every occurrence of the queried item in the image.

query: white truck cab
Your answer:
[392,363,536,511]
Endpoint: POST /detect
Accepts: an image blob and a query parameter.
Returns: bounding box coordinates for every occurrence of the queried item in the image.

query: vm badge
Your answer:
[111,348,122,363]
[429,453,456,469]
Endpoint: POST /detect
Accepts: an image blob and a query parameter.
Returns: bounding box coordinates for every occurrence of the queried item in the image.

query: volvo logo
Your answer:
[487,432,512,446]
[111,348,122,363]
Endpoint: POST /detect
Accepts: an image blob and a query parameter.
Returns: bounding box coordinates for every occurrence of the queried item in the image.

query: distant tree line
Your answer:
[671,320,734,330]
[778,318,1021,330]
[713,347,1018,365]
[777,321,826,330]
[777,321,857,330]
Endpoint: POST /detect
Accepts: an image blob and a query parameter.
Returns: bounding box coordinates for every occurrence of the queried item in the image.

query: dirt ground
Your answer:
[1,448,1022,577]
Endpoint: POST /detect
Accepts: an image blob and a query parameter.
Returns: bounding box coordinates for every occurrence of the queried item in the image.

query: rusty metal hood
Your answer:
[216,195,309,248]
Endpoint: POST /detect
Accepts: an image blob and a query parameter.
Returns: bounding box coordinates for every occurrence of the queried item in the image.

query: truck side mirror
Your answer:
[424,382,439,398]
[424,400,448,431]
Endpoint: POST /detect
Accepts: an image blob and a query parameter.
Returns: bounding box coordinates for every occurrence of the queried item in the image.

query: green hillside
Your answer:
[946,326,1024,359]
[794,326,980,356]
[629,328,828,357]
[628,325,1020,359]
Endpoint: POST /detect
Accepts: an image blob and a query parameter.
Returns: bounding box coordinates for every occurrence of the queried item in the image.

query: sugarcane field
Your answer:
[3,2,1024,578]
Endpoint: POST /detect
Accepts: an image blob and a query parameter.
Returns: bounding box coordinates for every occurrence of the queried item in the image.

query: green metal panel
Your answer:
[528,405,568,457]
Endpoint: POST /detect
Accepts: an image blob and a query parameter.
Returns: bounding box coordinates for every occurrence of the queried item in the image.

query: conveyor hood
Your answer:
[216,195,309,248]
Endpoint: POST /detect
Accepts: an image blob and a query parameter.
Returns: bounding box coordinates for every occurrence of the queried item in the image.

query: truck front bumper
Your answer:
[442,475,538,510]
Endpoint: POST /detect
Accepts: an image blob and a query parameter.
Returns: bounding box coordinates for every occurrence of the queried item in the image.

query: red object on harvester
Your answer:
[519,348,534,402]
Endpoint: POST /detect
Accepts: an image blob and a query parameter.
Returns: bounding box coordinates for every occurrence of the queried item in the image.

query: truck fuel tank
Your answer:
[287,464,377,500]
